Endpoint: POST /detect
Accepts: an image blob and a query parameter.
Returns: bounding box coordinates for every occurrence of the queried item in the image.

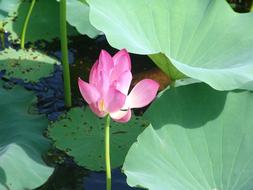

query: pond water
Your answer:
[0,1,251,189]
[0,34,151,190]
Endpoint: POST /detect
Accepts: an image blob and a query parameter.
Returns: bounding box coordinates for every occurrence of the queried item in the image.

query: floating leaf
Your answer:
[87,0,253,90]
[0,0,20,20]
[123,83,253,190]
[67,0,100,38]
[5,0,77,42]
[0,48,59,82]
[48,107,148,171]
[0,81,54,190]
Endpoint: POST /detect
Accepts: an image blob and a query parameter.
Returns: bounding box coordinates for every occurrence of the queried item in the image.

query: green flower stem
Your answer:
[105,115,111,190]
[148,53,186,81]
[0,32,5,49]
[21,0,36,49]
[60,0,72,107]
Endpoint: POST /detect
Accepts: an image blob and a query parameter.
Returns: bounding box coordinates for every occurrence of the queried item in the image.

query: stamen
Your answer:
[98,99,105,111]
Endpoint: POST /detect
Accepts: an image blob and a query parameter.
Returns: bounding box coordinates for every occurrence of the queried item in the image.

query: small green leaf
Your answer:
[67,0,100,38]
[0,48,59,82]
[4,0,77,42]
[0,0,20,20]
[48,107,148,171]
[0,81,54,190]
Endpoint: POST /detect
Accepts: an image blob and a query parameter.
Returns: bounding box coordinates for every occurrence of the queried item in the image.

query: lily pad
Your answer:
[123,83,253,190]
[0,48,59,82]
[67,0,100,38]
[0,0,19,20]
[0,81,54,190]
[48,107,148,171]
[87,0,253,90]
[4,0,77,42]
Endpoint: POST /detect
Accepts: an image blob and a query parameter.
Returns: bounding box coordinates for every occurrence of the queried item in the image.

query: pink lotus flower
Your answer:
[78,49,159,123]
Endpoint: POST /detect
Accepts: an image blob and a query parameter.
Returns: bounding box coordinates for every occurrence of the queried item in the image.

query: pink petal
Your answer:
[104,87,126,113]
[78,78,100,104]
[97,71,110,97]
[89,103,107,117]
[113,71,132,95]
[113,49,131,70]
[128,79,159,108]
[98,50,114,75]
[110,109,131,123]
[89,60,98,85]
[110,49,131,82]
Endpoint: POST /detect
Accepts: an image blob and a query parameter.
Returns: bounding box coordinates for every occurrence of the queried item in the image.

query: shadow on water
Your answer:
[0,34,147,190]
[38,160,141,190]
[33,35,147,190]
[0,2,250,188]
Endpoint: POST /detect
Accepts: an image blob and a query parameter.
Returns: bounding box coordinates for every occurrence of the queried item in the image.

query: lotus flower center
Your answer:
[98,99,105,111]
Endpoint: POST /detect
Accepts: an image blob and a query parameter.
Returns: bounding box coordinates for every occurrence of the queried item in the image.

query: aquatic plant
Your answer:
[1,0,253,189]
[78,49,159,190]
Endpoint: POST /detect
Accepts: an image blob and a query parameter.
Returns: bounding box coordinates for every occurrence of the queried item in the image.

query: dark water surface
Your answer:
[0,33,145,190]
[1,2,249,188]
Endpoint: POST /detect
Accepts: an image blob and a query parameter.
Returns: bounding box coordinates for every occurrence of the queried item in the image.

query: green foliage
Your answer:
[0,0,19,20]
[67,0,100,38]
[0,81,54,190]
[123,83,253,190]
[48,107,148,171]
[148,53,186,80]
[4,0,77,42]
[0,48,59,82]
[2,1,253,189]
[87,0,253,90]
[2,0,98,42]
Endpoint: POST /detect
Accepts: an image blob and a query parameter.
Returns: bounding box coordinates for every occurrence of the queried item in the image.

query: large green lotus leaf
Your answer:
[0,48,59,82]
[66,0,100,38]
[123,83,253,190]
[48,107,148,171]
[0,81,54,190]
[87,0,253,90]
[0,0,19,20]
[5,0,77,42]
